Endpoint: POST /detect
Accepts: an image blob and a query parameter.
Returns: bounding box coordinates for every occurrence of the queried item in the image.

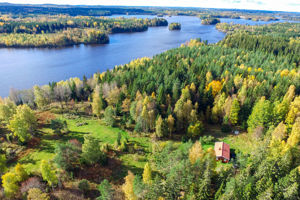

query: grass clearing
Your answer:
[18,114,152,176]
[16,113,247,177]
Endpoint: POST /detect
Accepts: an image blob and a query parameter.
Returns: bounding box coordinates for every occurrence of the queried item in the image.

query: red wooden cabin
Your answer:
[214,142,230,163]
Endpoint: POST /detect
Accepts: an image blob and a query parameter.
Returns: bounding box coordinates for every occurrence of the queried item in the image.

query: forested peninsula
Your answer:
[0,16,168,47]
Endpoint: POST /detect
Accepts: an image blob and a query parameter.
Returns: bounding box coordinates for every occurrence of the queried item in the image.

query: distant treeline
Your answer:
[1,3,299,21]
[0,16,168,34]
[0,16,168,47]
[0,3,153,16]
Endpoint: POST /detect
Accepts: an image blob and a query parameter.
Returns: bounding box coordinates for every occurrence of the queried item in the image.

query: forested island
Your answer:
[0,16,168,47]
[201,18,221,25]
[0,8,299,198]
[168,22,181,30]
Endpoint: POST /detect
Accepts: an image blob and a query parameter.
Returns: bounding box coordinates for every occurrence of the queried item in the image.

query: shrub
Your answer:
[78,179,90,194]
[50,119,68,134]
[0,154,7,175]
[199,135,215,145]
[2,172,19,198]
[15,163,28,182]
[40,160,58,187]
[187,121,204,138]
[119,141,127,152]
[27,188,49,200]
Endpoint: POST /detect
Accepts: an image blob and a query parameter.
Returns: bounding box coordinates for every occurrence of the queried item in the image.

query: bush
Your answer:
[27,188,49,200]
[119,141,127,152]
[0,154,6,175]
[199,135,215,145]
[78,179,90,194]
[50,119,68,134]
[134,119,143,132]
[187,121,204,138]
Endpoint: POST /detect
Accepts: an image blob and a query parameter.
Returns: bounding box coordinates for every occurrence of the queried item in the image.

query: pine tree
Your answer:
[157,84,165,105]
[82,134,106,165]
[247,97,272,133]
[142,162,152,184]
[104,106,116,126]
[229,99,240,125]
[97,179,114,200]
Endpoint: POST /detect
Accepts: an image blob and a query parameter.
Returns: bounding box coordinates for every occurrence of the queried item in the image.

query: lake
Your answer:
[0,15,290,97]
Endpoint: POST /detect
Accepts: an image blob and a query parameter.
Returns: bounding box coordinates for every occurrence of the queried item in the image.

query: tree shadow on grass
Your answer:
[60,131,88,144]
[118,164,144,179]
[35,131,87,154]
[19,157,36,165]
[37,140,56,153]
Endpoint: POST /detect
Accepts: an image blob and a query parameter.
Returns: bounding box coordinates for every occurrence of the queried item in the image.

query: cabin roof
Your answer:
[214,142,230,160]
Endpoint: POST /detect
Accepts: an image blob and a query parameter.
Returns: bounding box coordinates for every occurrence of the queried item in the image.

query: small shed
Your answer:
[214,142,230,163]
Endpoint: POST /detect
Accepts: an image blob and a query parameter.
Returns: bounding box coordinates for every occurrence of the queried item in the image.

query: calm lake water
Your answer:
[0,15,291,97]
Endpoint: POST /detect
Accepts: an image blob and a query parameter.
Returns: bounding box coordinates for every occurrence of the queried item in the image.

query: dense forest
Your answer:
[216,22,300,65]
[0,15,168,47]
[0,18,299,199]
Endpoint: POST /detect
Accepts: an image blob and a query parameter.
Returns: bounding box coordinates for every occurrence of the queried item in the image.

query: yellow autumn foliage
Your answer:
[206,80,222,96]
